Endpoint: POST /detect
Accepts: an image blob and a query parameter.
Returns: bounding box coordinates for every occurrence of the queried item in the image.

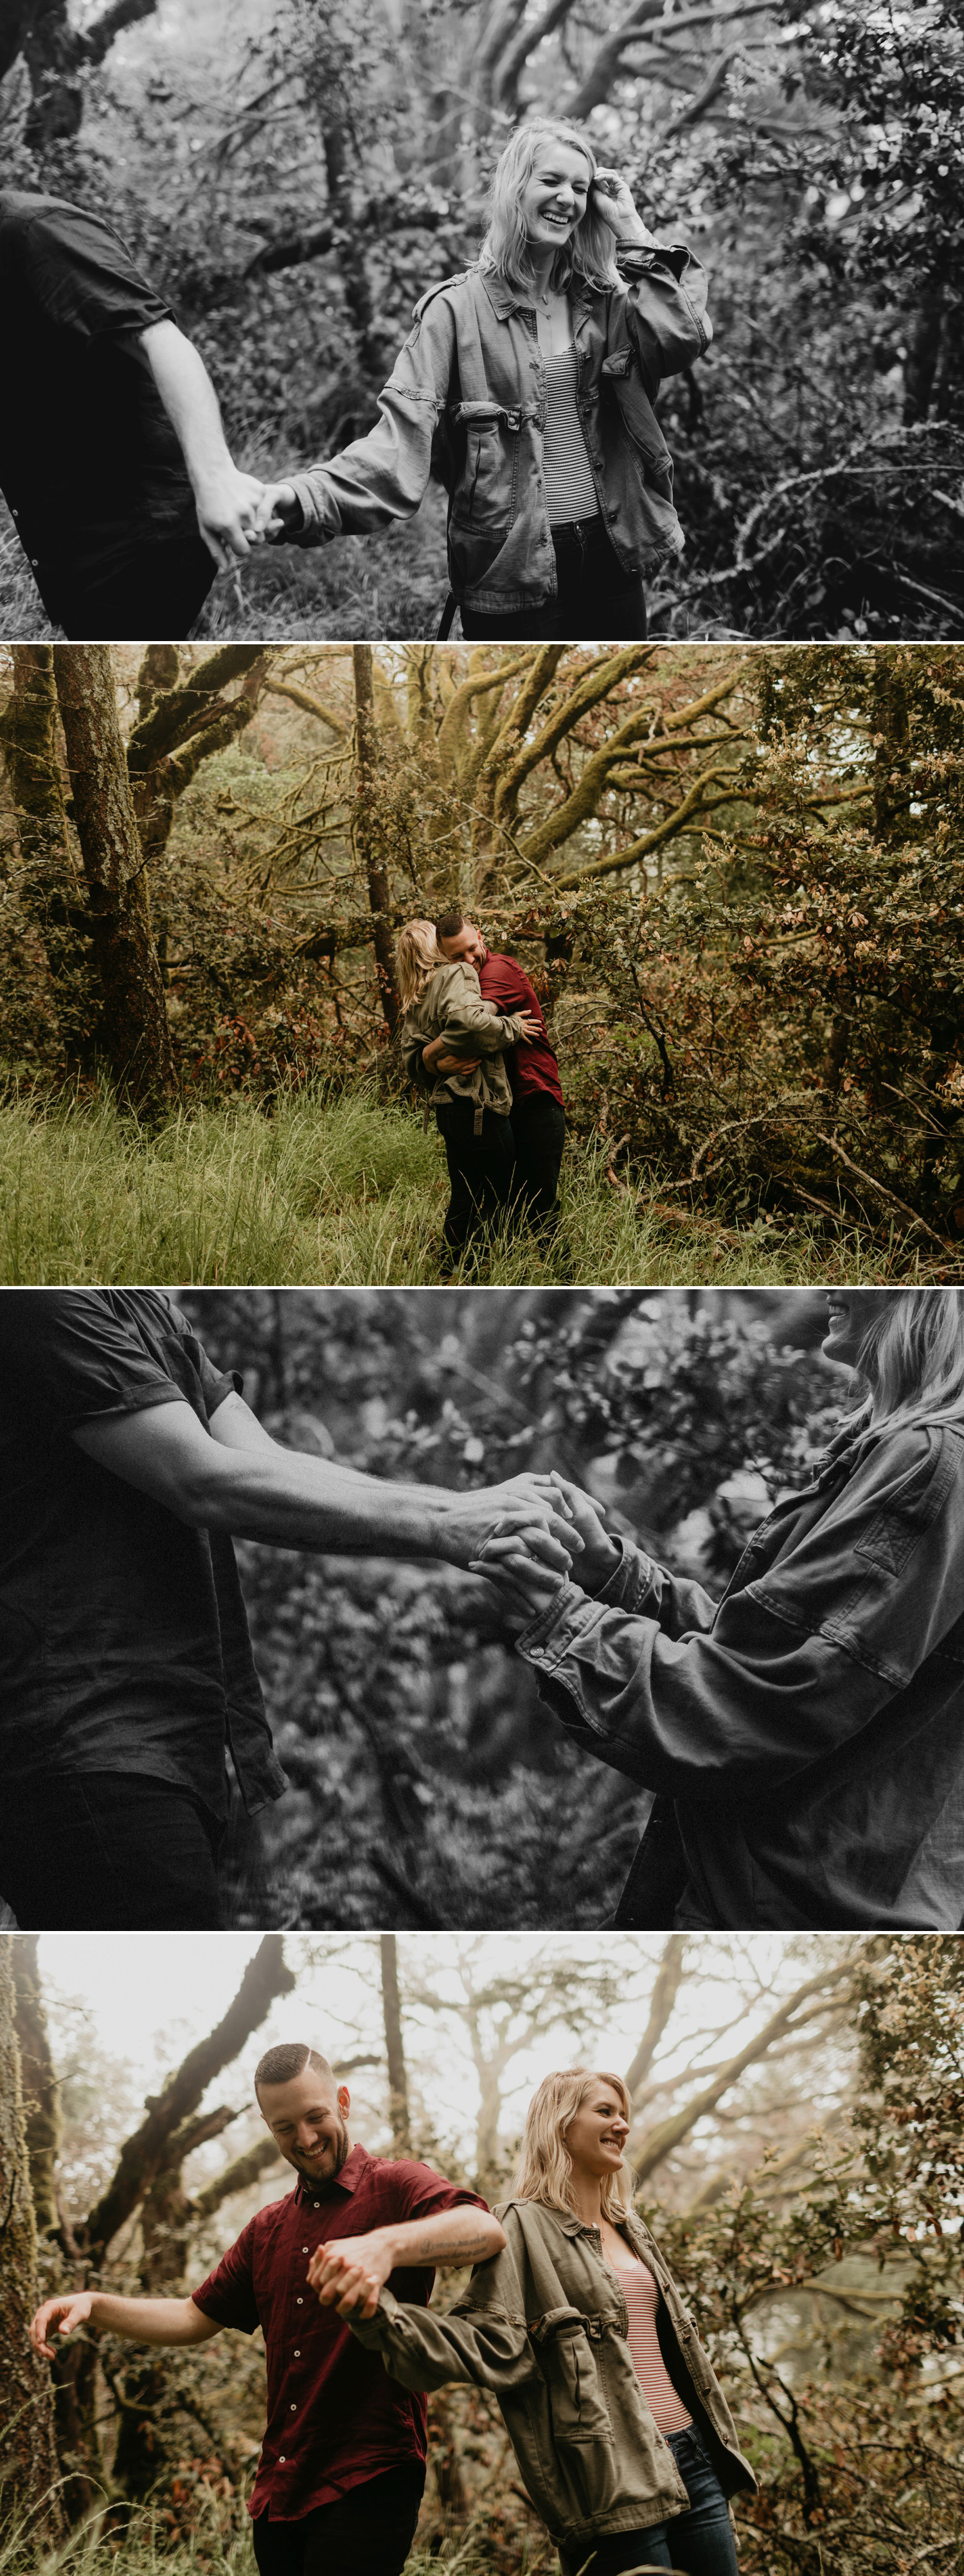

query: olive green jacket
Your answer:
[400,959,527,1131]
[350,2197,755,2550]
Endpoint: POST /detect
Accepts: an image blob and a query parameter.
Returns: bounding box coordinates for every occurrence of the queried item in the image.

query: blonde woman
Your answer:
[256,119,710,640]
[467,1287,964,1932]
[308,2067,754,2576]
[397,918,539,1256]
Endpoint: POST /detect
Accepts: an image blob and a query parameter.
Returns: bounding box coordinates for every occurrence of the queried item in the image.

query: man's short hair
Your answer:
[254,2043,336,2097]
[434,910,465,944]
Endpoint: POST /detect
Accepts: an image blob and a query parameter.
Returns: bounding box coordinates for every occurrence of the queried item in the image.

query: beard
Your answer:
[290,2117,350,2183]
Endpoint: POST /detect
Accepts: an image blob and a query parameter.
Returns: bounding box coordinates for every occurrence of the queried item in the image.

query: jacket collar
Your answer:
[294,2141,368,2205]
[478,263,594,323]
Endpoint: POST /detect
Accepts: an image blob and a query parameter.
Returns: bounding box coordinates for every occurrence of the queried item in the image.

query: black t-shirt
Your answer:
[0,190,199,611]
[0,1289,288,1822]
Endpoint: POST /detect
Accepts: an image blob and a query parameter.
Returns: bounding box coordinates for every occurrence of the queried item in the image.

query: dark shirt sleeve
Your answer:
[388,2160,489,2224]
[166,1303,243,1423]
[192,2221,260,2333]
[4,1291,190,1427]
[19,202,174,350]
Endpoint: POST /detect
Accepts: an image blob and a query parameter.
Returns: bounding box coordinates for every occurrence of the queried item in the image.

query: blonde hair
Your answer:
[480,119,620,299]
[511,2069,633,2221]
[396,918,442,1012]
[855,1290,964,1438]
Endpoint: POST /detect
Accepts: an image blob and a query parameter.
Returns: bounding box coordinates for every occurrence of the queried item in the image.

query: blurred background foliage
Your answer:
[180,1284,841,1929]
[4,1929,964,2576]
[0,0,961,641]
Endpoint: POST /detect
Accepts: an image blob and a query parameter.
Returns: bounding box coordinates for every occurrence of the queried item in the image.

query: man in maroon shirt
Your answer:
[425,912,567,1235]
[31,2042,503,2576]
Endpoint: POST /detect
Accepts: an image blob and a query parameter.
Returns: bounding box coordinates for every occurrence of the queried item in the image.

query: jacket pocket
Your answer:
[531,2310,612,2447]
[450,400,521,531]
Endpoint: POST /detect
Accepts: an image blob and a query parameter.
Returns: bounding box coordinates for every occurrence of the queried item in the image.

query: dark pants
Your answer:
[460,516,647,642]
[434,1098,515,1251]
[560,2430,738,2576]
[511,1093,566,1231]
[252,2467,425,2576]
[41,531,216,640]
[0,1772,223,1930]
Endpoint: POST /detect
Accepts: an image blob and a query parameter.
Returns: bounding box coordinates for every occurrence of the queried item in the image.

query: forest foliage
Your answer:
[2,637,962,1270]
[0,0,961,641]
[3,1930,964,2576]
[181,1284,847,1930]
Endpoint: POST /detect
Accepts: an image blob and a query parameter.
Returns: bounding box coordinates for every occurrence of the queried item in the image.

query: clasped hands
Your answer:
[465,1470,621,1628]
[307,2232,394,2322]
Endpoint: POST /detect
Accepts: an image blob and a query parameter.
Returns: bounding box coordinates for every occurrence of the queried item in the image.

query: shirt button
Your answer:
[301,2245,308,2253]
[290,2403,296,2412]
[296,2297,303,2305]
[279,2457,285,2464]
[294,2349,301,2357]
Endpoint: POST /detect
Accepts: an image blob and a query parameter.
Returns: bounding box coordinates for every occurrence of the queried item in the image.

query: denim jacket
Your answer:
[349,2198,754,2551]
[515,1420,964,1930]
[288,245,711,614]
[400,959,527,1132]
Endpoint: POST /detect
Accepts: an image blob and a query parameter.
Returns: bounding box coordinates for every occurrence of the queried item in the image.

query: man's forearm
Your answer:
[141,321,232,488]
[86,2293,215,2345]
[362,2212,503,2270]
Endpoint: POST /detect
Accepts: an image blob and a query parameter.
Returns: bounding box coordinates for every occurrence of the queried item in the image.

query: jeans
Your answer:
[0,1772,223,1930]
[460,516,647,642]
[42,531,216,639]
[434,1098,516,1251]
[560,2430,739,2576]
[511,1093,567,1231]
[252,2467,425,2576]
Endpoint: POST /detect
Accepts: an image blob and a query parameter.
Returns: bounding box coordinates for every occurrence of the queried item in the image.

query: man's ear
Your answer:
[337,2085,350,2117]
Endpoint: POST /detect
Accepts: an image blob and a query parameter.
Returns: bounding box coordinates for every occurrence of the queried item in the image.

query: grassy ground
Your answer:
[0,1083,929,1285]
[1,2517,530,2576]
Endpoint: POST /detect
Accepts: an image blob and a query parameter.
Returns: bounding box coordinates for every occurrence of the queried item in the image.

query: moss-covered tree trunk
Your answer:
[352,645,400,1037]
[0,1937,65,2540]
[11,1936,61,2239]
[52,644,177,1115]
[2,644,96,1074]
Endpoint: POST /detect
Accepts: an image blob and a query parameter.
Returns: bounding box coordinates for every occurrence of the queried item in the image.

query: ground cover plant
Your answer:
[1,639,963,1278]
[4,1930,964,2576]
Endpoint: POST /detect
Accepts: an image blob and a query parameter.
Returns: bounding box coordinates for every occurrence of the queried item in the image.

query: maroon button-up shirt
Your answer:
[479,951,565,1108]
[191,2143,486,2518]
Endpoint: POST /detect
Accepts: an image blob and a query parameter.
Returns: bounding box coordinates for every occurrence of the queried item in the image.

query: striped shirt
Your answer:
[543,339,598,525]
[620,2261,693,2435]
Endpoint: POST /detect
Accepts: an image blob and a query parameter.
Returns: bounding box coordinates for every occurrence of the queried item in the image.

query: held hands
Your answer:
[469,1474,620,1630]
[253,481,303,542]
[439,1473,582,1581]
[192,463,272,569]
[307,2234,391,2321]
[590,170,656,251]
[30,2292,94,2359]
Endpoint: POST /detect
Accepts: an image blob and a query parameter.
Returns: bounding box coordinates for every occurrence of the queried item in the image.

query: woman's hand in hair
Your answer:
[590,170,656,250]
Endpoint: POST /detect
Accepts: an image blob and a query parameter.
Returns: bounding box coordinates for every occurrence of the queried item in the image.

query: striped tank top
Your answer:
[543,339,599,526]
[620,2262,693,2435]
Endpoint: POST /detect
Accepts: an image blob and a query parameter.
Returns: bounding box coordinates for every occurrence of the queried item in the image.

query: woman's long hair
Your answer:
[480,119,620,299]
[396,919,442,1012]
[855,1291,964,1437]
[511,2069,634,2221]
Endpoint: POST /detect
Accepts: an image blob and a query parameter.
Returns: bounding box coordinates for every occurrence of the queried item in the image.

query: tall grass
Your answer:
[0,1082,924,1286]
[0,2505,530,2576]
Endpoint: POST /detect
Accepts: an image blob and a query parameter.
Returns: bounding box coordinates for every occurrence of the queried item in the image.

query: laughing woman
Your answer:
[256,119,710,640]
[467,1288,964,1933]
[308,2067,754,2576]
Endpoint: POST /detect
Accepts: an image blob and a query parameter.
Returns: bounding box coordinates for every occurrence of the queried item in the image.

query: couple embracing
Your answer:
[4,1287,964,1934]
[396,908,566,1262]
